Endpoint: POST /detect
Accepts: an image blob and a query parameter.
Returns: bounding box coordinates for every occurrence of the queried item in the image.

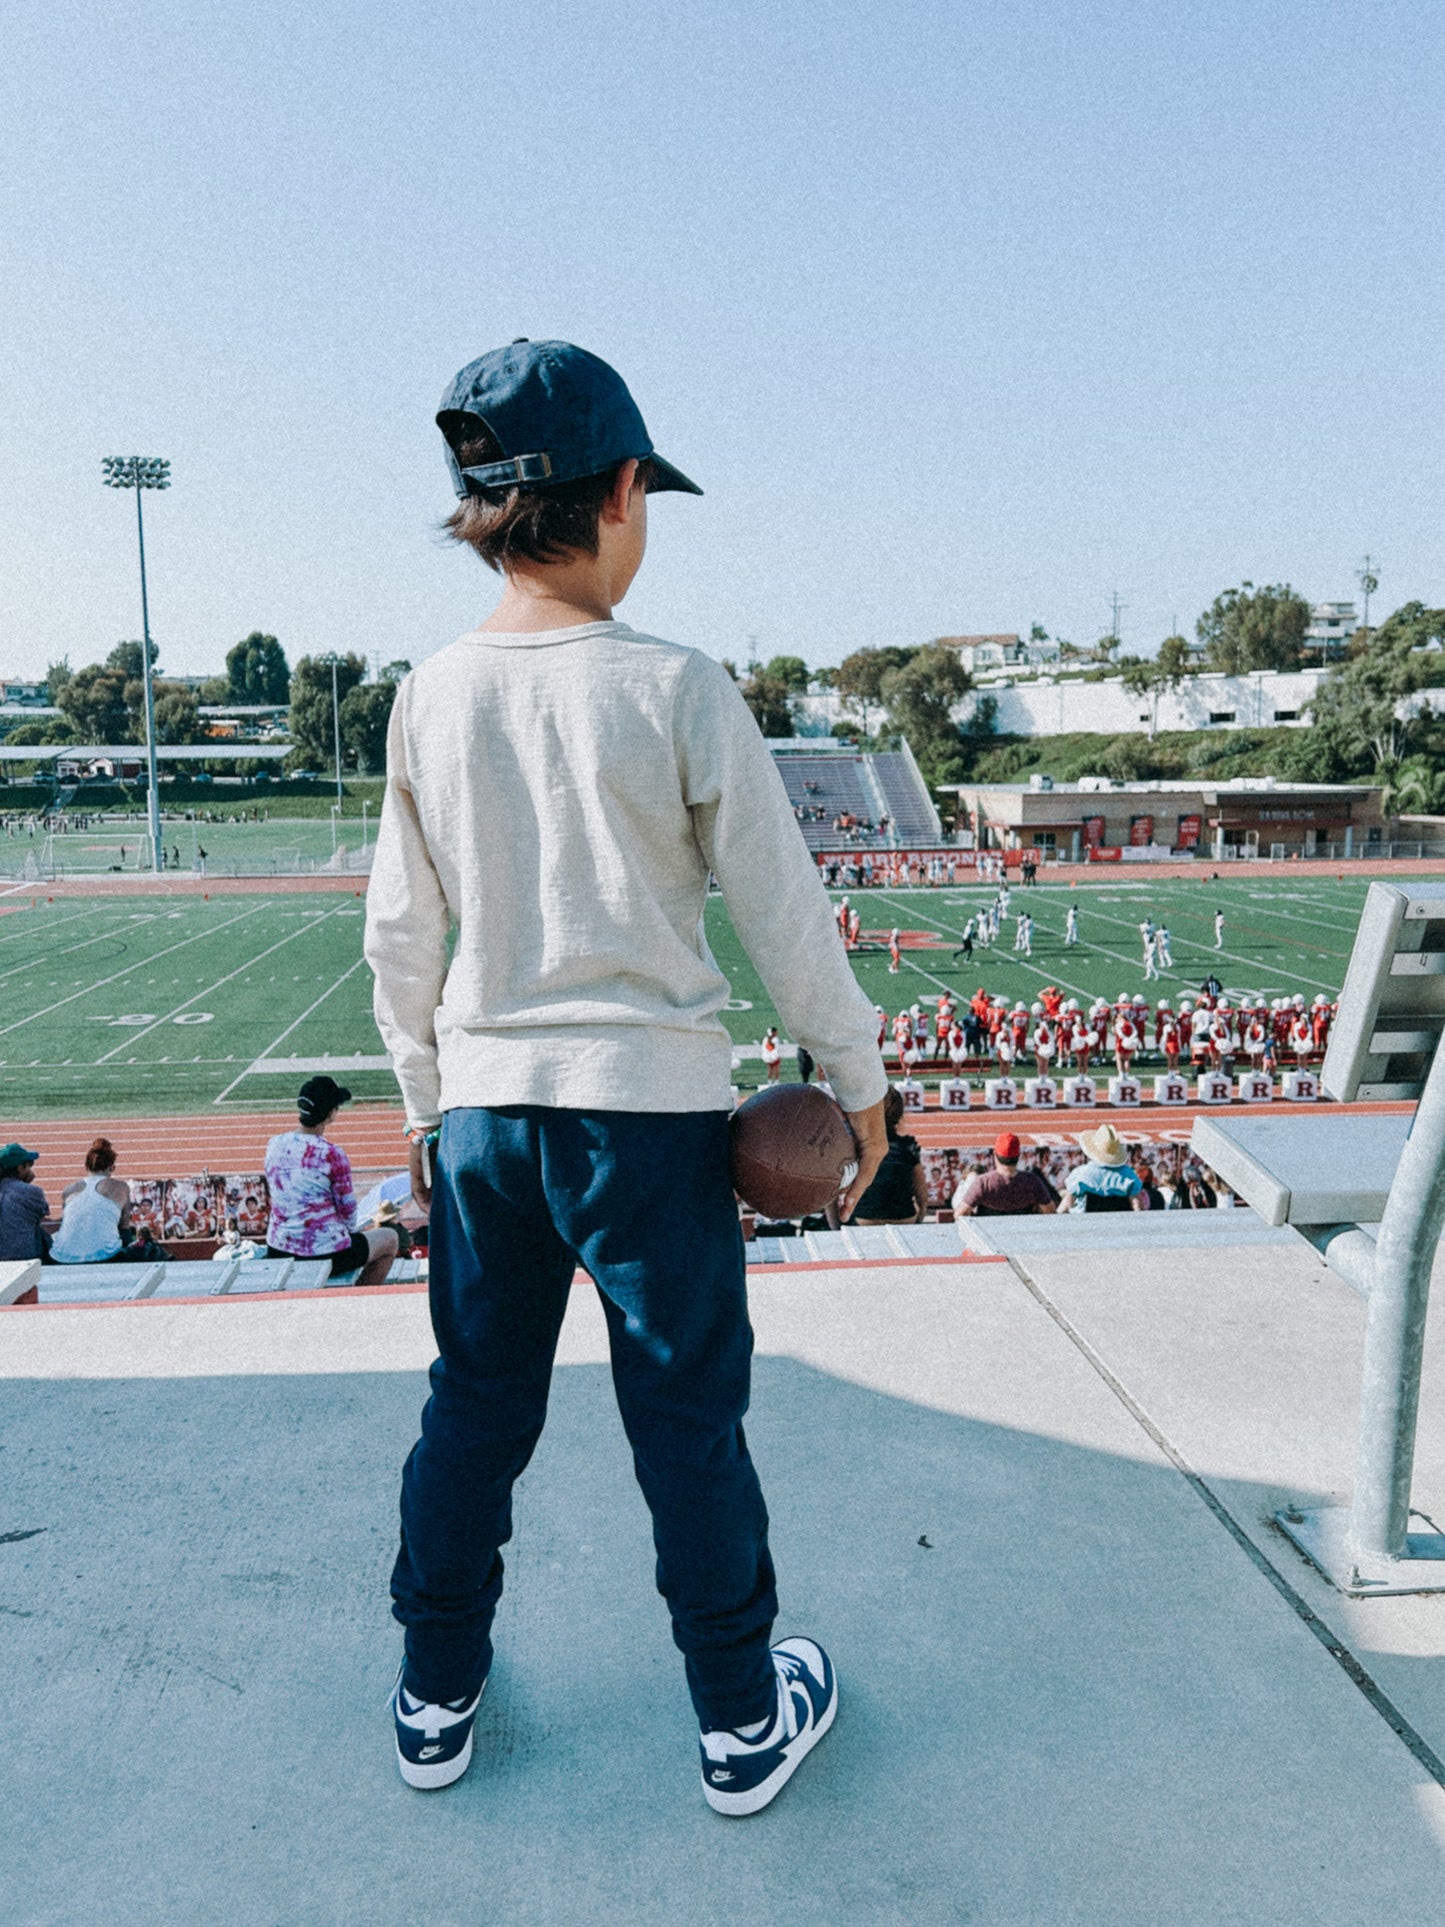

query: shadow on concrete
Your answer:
[4,1359,1444,1925]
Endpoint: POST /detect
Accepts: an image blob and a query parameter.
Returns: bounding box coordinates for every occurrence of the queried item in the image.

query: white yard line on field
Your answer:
[211,954,371,1105]
[1235,901,1361,940]
[0,913,162,985]
[0,904,268,1039]
[1082,893,1352,964]
[869,892,1101,1002]
[93,902,358,1062]
[1075,899,1340,994]
[0,902,117,949]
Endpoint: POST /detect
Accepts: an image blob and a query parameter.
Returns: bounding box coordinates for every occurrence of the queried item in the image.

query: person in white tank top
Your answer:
[50,1137,144,1264]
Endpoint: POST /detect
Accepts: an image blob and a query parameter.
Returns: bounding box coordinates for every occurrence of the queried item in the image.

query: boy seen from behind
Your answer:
[365,340,887,1814]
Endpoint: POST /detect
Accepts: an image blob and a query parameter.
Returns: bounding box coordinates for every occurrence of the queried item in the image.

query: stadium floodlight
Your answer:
[331,656,342,805]
[102,456,171,873]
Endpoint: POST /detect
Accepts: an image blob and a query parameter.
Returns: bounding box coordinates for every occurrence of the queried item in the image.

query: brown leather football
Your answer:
[729,1083,857,1218]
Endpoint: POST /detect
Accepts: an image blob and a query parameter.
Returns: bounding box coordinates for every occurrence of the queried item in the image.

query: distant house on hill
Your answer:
[936,634,1060,672]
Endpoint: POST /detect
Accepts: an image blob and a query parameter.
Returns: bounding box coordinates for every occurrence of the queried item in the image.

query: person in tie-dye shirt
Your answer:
[264,1075,398,1286]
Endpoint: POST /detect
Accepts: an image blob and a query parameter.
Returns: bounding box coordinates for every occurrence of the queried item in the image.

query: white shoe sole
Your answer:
[394,1675,487,1790]
[702,1670,838,1817]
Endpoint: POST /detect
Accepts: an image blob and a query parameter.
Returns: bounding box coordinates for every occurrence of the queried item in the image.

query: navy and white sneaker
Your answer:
[699,1637,837,1816]
[390,1664,488,1790]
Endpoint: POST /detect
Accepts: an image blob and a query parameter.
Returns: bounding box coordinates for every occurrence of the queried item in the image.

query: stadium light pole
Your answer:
[102,456,169,873]
[331,657,343,806]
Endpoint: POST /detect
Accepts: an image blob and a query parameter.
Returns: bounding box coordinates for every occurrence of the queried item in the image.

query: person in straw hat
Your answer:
[1065,1124,1146,1214]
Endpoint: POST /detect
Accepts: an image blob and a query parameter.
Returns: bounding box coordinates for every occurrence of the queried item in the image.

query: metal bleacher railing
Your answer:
[1192,881,1445,1593]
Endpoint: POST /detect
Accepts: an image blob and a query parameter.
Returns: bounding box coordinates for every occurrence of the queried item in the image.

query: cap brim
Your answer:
[644,453,703,496]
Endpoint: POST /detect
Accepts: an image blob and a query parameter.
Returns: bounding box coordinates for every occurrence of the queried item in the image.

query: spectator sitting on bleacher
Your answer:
[0,1142,49,1262]
[843,1087,926,1226]
[264,1076,399,1287]
[1065,1125,1147,1213]
[211,1215,262,1263]
[952,1131,1058,1217]
[49,1136,167,1265]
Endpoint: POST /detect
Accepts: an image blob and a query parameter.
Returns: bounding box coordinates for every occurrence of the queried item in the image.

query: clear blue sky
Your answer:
[2,0,1441,682]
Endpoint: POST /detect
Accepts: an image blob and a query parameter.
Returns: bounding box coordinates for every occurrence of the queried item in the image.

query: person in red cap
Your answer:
[952,1131,1060,1217]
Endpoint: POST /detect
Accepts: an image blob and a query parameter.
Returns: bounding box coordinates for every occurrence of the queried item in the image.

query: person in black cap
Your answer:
[262,1077,398,1287]
[0,1142,49,1262]
[366,339,887,1810]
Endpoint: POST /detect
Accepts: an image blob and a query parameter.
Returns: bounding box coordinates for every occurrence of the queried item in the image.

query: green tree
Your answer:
[107,639,160,681]
[225,632,291,705]
[1157,634,1192,680]
[880,642,974,786]
[380,659,413,683]
[833,645,916,741]
[44,658,72,704]
[761,654,809,693]
[1196,583,1309,673]
[288,653,366,770]
[1309,602,1445,769]
[59,664,129,741]
[197,676,231,705]
[965,691,999,740]
[1119,642,1189,740]
[5,717,77,747]
[150,682,209,745]
[340,680,398,774]
[740,670,795,738]
[1378,757,1441,821]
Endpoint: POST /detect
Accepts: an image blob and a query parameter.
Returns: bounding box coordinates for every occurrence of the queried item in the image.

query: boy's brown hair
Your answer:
[443,419,655,572]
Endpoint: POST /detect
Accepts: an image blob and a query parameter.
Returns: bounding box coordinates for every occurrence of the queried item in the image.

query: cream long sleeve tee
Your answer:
[363,620,888,1127]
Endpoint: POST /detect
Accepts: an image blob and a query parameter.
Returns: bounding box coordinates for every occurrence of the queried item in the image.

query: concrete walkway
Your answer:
[5,1252,1445,1924]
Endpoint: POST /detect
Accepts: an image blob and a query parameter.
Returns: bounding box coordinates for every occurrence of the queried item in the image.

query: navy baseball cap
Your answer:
[437,339,702,500]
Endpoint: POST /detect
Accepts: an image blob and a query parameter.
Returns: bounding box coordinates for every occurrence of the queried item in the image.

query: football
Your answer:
[729,1083,857,1218]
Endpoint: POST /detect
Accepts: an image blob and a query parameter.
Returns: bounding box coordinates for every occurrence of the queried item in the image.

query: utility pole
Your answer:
[1105,589,1127,659]
[1358,555,1380,634]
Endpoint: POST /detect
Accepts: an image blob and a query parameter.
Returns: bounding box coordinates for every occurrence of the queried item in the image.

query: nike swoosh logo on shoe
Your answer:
[419,1746,444,1760]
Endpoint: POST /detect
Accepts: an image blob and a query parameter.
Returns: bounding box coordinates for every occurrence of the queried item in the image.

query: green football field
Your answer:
[0,874,1380,1116]
[0,816,373,880]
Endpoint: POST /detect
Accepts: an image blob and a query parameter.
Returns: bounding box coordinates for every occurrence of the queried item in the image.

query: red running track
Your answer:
[12,1109,412,1187]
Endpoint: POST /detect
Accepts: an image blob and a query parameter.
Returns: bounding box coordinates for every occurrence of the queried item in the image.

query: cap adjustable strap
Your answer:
[459,451,554,490]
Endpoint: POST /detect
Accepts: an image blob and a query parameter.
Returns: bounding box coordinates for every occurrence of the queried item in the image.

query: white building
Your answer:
[792,667,1328,739]
[0,680,50,707]
[985,667,1328,736]
[1304,602,1358,657]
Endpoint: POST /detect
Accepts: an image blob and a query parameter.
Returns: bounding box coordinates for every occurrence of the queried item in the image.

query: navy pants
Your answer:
[390,1106,779,1732]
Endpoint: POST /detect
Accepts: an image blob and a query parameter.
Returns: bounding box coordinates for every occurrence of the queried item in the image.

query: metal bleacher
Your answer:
[773,753,876,849]
[869,750,942,843]
[772,744,940,850]
[746,1223,965,1265]
[2,1255,427,1306]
